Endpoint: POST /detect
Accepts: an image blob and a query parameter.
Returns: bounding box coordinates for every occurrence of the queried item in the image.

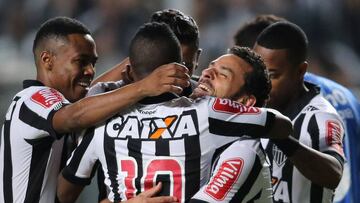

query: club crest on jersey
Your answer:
[205,158,244,201]
[212,98,260,114]
[31,88,64,108]
[105,110,199,140]
[272,144,287,167]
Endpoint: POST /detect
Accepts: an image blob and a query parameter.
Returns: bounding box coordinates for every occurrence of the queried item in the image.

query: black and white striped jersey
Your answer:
[63,94,277,203]
[0,80,69,203]
[191,137,273,203]
[262,82,345,203]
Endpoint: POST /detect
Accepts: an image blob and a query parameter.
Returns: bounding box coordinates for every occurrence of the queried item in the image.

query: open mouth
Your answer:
[198,83,211,93]
[194,82,214,96]
[77,81,91,89]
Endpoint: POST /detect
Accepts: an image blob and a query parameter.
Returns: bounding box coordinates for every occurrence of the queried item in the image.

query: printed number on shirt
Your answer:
[119,157,185,202]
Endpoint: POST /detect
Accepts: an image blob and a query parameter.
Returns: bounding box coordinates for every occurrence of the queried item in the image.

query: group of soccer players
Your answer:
[1,8,359,203]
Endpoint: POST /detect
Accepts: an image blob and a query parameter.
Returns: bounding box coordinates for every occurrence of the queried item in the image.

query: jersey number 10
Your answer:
[120,157,185,202]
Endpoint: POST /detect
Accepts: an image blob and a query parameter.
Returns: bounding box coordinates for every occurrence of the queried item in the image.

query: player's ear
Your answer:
[121,64,134,84]
[193,48,202,71]
[40,51,54,71]
[298,61,308,79]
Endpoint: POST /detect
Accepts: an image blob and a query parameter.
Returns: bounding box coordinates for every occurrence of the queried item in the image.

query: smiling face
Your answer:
[193,54,252,100]
[48,34,98,102]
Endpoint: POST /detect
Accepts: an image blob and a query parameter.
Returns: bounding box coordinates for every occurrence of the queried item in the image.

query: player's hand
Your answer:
[124,182,178,203]
[137,63,190,97]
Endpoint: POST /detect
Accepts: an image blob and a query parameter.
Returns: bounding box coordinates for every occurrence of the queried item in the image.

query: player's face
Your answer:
[193,54,251,99]
[254,45,297,110]
[50,34,98,102]
[181,44,200,76]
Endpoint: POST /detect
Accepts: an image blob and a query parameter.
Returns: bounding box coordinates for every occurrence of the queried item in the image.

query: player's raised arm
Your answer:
[53,63,189,134]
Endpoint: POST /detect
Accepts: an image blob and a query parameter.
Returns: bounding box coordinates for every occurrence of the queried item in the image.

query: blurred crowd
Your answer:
[1,0,360,119]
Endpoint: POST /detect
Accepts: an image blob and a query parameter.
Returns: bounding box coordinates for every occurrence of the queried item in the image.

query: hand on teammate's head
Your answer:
[136,62,190,97]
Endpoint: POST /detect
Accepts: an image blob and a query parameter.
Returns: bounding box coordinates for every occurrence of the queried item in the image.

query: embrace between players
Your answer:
[1,9,348,203]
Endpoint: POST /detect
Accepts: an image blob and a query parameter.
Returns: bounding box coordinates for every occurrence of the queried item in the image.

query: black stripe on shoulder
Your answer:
[293,113,305,140]
[208,118,266,138]
[307,114,320,150]
[19,103,62,139]
[188,198,209,203]
[230,155,263,203]
[62,128,95,185]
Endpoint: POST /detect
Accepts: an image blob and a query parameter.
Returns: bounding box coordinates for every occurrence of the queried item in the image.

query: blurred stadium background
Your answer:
[0,0,359,202]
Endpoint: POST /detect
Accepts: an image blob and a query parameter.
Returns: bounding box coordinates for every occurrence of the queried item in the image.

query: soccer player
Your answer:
[234,14,359,203]
[0,16,189,203]
[189,46,273,202]
[57,22,292,203]
[254,21,345,203]
[92,9,202,202]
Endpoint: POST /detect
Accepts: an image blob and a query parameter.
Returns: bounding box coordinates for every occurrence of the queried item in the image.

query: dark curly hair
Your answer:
[229,46,271,107]
[150,9,199,49]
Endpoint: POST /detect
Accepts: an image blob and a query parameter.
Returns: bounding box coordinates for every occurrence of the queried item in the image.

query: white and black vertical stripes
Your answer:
[267,92,345,203]
[1,82,70,203]
[3,96,20,203]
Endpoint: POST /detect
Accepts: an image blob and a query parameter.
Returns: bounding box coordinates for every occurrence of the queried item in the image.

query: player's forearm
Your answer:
[91,57,129,86]
[57,175,84,203]
[288,144,343,189]
[267,112,293,139]
[53,82,146,134]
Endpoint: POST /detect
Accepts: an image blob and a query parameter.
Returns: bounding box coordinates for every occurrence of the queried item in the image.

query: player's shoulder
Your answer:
[303,94,344,129]
[304,94,338,114]
[14,85,68,118]
[25,85,66,103]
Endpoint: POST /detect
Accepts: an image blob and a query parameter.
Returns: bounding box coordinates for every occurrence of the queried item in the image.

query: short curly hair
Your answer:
[33,16,91,54]
[229,46,271,107]
[150,9,199,49]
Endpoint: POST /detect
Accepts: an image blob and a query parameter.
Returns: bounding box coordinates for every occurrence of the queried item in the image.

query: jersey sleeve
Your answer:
[309,111,345,164]
[191,140,271,202]
[19,87,69,139]
[207,97,276,139]
[62,127,99,185]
